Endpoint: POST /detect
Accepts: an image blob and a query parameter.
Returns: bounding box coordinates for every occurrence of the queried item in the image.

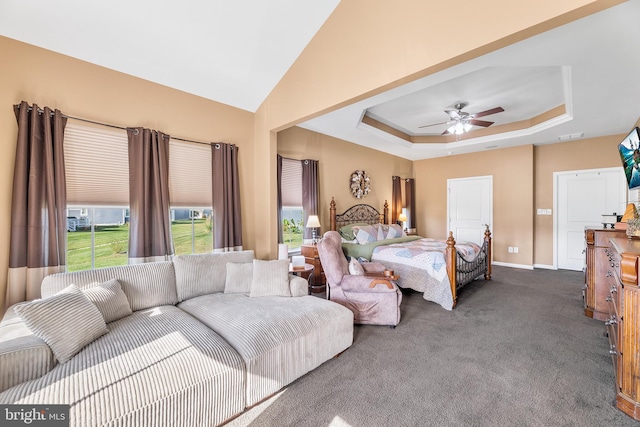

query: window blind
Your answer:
[281,158,302,207]
[169,140,212,207]
[65,122,213,208]
[65,123,129,206]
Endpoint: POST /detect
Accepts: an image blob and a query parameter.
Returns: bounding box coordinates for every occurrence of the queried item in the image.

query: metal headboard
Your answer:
[329,197,388,231]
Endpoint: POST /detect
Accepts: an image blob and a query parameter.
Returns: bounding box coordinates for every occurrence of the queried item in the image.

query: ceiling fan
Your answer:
[418,102,504,135]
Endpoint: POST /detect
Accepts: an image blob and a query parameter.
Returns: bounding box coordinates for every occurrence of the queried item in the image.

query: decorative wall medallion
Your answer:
[350,170,371,199]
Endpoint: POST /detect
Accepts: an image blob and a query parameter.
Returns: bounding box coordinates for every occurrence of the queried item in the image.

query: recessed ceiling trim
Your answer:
[360,104,568,146]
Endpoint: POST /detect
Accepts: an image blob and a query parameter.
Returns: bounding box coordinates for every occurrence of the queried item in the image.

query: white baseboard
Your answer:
[492,261,534,270]
[533,264,557,270]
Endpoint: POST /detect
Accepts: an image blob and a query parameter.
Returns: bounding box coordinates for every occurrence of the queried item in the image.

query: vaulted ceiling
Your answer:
[1,1,639,160]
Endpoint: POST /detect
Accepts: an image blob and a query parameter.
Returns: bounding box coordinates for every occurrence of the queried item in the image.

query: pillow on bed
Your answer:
[339,222,370,241]
[352,224,378,245]
[386,224,406,239]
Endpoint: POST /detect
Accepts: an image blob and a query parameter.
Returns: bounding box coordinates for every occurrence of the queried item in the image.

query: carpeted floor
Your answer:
[228,266,637,426]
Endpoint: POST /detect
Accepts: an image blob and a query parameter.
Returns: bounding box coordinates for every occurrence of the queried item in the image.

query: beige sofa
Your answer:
[0,251,354,426]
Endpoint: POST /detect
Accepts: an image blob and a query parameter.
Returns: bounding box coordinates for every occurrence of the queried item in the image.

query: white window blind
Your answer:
[281,158,302,207]
[65,123,129,206]
[169,140,212,207]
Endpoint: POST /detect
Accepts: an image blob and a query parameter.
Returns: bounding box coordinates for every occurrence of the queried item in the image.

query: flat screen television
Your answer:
[618,126,640,190]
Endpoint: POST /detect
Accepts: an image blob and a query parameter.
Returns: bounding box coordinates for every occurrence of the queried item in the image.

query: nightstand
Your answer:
[301,244,326,293]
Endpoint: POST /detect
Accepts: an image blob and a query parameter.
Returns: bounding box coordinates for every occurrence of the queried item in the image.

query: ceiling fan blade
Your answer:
[472,107,504,119]
[469,119,494,127]
[418,120,453,129]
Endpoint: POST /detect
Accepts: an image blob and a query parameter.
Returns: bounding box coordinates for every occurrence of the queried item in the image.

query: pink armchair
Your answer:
[316,231,402,327]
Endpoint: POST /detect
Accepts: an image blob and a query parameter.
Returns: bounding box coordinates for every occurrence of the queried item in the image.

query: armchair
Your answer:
[316,231,402,327]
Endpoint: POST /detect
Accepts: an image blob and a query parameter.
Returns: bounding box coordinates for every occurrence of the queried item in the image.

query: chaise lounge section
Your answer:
[0,251,354,426]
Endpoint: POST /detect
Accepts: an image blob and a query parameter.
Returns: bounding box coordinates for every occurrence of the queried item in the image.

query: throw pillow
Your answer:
[249,259,291,297]
[224,262,254,293]
[352,224,378,245]
[349,258,365,275]
[82,278,132,323]
[339,223,369,241]
[386,224,405,239]
[377,224,389,240]
[14,285,108,364]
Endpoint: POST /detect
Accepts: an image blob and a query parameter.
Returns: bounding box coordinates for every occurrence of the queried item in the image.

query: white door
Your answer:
[447,176,493,245]
[555,167,626,271]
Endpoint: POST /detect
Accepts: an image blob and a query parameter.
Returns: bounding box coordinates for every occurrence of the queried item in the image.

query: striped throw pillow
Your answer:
[249,259,291,297]
[82,278,132,323]
[14,285,108,363]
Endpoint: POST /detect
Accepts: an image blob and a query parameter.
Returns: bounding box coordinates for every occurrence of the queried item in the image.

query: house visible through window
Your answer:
[280,158,303,252]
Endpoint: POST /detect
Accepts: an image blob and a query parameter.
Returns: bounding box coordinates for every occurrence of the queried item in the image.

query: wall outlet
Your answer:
[536,209,544,215]
[508,246,514,253]
[513,247,519,253]
[545,209,552,215]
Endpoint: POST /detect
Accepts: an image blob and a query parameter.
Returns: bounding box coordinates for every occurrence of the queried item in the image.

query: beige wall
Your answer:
[277,126,413,233]
[0,36,255,311]
[533,135,625,266]
[253,0,623,259]
[414,145,534,266]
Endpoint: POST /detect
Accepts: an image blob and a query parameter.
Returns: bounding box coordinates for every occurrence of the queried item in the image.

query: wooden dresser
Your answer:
[607,236,640,420]
[584,228,626,320]
[301,244,326,293]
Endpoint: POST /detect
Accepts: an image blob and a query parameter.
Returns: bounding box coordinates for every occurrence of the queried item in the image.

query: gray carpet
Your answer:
[228,266,637,426]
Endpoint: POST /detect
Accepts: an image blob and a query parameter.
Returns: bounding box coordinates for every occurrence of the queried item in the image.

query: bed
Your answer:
[329,197,492,310]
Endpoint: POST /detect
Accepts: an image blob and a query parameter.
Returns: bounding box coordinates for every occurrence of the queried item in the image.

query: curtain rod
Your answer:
[17,104,214,147]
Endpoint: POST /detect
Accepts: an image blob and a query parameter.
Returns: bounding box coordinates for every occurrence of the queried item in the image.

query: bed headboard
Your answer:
[329,197,389,231]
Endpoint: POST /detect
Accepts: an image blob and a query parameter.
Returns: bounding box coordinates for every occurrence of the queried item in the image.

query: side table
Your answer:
[289,263,314,295]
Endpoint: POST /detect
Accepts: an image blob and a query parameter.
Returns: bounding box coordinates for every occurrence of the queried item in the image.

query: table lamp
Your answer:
[397,213,408,232]
[306,215,321,244]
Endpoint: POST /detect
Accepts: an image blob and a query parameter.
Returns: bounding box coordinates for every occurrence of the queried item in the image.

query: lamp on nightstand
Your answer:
[306,215,321,244]
[397,213,408,232]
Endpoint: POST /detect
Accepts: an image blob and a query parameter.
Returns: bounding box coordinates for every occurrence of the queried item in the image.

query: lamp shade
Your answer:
[397,213,408,222]
[306,215,321,228]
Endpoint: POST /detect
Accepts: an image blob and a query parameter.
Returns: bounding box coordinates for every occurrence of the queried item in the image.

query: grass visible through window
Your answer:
[66,219,213,272]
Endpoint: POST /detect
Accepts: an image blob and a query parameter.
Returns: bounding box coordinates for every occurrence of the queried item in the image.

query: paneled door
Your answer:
[447,176,493,245]
[555,167,626,271]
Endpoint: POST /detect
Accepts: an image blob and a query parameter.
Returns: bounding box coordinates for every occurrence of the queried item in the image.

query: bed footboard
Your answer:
[447,226,492,308]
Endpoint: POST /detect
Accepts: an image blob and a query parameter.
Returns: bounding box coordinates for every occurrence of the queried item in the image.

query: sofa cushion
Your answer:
[83,278,132,323]
[224,262,253,294]
[14,285,108,364]
[0,306,54,394]
[0,305,246,427]
[174,251,255,301]
[249,259,291,297]
[41,261,177,312]
[178,293,354,406]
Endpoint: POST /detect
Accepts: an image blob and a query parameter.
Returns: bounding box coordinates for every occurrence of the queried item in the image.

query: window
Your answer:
[64,123,215,271]
[280,158,303,251]
[171,208,213,255]
[66,206,129,272]
[65,123,130,272]
[169,139,213,255]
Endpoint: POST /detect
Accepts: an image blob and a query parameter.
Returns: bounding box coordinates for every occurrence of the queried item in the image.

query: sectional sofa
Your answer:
[0,251,354,426]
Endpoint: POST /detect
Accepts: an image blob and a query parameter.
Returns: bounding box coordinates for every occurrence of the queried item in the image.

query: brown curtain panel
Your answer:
[391,176,403,224]
[127,127,174,263]
[405,178,416,229]
[277,154,283,244]
[302,159,319,240]
[212,143,243,252]
[6,101,67,309]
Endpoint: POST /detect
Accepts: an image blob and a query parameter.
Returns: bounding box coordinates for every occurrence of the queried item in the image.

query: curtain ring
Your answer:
[214,143,221,149]
[304,159,309,165]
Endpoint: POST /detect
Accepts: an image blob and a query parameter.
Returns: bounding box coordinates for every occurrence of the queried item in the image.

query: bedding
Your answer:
[371,238,482,310]
[342,236,421,260]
